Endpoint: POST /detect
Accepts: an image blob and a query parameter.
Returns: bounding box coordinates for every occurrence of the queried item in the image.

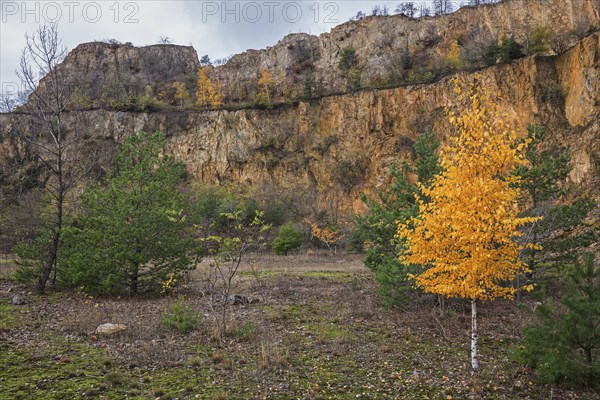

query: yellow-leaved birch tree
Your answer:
[196,67,224,109]
[255,69,275,106]
[398,80,539,373]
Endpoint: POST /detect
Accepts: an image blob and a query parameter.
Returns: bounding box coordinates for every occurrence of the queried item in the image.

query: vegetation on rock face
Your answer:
[485,36,525,65]
[331,157,369,192]
[255,69,275,107]
[530,26,553,55]
[196,66,224,109]
[338,46,362,92]
[60,131,198,296]
[398,81,539,372]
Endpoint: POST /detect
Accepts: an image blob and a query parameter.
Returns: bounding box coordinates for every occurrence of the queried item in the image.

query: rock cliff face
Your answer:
[3,31,599,218]
[213,0,600,100]
[51,42,200,107]
[38,0,600,106]
[2,0,599,220]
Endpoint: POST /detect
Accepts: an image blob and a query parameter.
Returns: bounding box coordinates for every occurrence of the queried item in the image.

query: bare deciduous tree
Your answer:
[200,210,270,341]
[433,0,453,15]
[0,92,18,113]
[15,24,97,292]
[419,4,432,17]
[469,0,500,5]
[395,2,418,18]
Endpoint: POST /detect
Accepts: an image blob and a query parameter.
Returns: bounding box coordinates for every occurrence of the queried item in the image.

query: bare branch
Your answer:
[12,23,92,293]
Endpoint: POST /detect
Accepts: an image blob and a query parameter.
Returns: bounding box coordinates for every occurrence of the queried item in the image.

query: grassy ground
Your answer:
[1,252,599,399]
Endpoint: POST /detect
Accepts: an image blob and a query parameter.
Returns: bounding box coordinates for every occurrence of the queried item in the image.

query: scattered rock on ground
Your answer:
[230,294,259,305]
[10,294,26,305]
[96,323,127,335]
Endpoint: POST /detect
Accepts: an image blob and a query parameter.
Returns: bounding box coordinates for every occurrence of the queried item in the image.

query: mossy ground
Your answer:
[1,254,599,399]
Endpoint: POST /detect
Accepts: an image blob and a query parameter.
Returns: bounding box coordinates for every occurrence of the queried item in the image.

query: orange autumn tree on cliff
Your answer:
[196,67,224,109]
[398,80,540,372]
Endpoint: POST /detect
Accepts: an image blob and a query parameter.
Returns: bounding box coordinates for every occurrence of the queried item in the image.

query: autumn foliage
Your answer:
[159,82,190,107]
[196,67,224,109]
[398,82,538,301]
[306,220,344,253]
[398,80,540,372]
[445,40,462,69]
[255,69,275,106]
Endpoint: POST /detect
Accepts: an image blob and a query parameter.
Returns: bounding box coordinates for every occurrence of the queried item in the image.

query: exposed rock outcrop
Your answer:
[3,32,598,217]
[33,0,600,107]
[1,0,599,230]
[213,0,600,100]
[50,42,200,107]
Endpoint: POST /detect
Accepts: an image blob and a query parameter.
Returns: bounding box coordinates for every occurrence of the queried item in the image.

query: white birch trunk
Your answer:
[471,299,479,373]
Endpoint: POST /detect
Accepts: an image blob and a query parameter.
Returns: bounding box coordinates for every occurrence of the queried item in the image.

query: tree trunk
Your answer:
[37,189,63,293]
[584,347,592,365]
[50,258,58,289]
[130,265,139,296]
[130,276,137,296]
[37,230,59,293]
[471,299,479,373]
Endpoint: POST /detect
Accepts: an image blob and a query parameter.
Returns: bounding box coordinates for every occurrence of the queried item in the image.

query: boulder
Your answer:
[10,294,26,305]
[96,323,126,335]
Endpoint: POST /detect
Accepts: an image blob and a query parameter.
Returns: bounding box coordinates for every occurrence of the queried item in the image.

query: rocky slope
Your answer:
[57,42,200,107]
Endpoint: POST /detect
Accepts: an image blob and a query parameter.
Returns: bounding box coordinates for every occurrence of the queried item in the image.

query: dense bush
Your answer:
[191,188,286,230]
[515,252,600,387]
[13,228,52,285]
[160,296,202,333]
[12,193,67,287]
[60,131,198,296]
[353,128,441,306]
[272,223,304,255]
[485,36,525,65]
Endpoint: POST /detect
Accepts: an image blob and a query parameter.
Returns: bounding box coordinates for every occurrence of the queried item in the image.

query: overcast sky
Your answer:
[0,0,438,93]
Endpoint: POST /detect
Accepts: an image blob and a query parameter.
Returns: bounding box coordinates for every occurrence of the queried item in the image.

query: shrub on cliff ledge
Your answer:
[485,36,524,65]
[338,47,362,91]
